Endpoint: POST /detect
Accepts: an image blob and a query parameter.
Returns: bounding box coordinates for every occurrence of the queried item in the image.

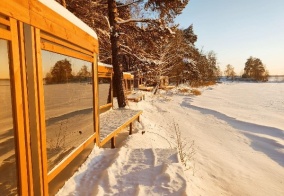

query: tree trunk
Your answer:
[108,0,126,108]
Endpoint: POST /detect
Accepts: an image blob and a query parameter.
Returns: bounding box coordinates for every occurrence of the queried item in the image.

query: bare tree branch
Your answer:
[117,17,159,24]
[117,0,142,8]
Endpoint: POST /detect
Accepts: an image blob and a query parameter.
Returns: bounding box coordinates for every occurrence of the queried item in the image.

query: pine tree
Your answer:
[243,56,269,81]
[107,0,189,107]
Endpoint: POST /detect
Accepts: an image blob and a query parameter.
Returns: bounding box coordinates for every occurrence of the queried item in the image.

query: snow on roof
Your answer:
[98,62,113,68]
[39,0,97,39]
[123,72,132,75]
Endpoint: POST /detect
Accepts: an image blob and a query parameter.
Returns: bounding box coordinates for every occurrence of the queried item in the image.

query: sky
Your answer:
[175,0,284,75]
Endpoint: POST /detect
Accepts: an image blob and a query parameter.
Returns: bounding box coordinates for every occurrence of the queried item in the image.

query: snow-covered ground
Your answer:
[57,82,284,196]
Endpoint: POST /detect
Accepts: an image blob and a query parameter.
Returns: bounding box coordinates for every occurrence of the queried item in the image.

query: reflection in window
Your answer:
[41,50,94,171]
[127,79,133,91]
[98,77,111,107]
[0,39,18,195]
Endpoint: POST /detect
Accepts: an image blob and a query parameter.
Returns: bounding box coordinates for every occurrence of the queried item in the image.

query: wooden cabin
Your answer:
[159,76,175,90]
[123,72,134,94]
[0,0,99,195]
[0,1,143,195]
[98,63,113,113]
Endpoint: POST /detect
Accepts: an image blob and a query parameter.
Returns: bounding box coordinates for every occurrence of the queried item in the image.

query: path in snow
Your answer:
[57,83,284,196]
[56,147,187,195]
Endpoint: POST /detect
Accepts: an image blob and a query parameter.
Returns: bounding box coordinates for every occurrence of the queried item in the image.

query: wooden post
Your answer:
[111,136,116,148]
[129,122,133,135]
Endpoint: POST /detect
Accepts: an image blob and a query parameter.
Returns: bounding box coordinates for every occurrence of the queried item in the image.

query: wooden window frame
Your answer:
[0,15,32,196]
[1,0,100,195]
[98,65,113,112]
[36,31,99,183]
[98,74,113,112]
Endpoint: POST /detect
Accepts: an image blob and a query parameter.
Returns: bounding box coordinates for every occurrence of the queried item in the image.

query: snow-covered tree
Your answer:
[107,0,189,107]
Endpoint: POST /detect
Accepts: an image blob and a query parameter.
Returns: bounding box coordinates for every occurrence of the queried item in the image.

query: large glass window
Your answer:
[41,50,94,171]
[98,77,111,107]
[0,39,18,195]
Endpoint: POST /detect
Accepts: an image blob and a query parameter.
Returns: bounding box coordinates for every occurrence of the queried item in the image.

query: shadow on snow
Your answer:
[181,97,284,167]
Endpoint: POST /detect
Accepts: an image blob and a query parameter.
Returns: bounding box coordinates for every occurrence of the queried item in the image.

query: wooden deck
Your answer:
[138,85,154,91]
[99,109,142,148]
[160,85,175,90]
[127,93,145,102]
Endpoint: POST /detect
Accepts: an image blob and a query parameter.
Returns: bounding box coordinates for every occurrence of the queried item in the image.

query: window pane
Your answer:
[0,39,18,195]
[98,77,111,107]
[41,50,94,171]
[127,80,133,91]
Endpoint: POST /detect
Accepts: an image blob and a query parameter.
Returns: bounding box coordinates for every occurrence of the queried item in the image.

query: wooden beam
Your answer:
[24,24,47,196]
[0,0,30,24]
[29,0,98,53]
[41,40,93,62]
[0,17,10,26]
[40,32,93,57]
[18,21,34,196]
[34,27,49,195]
[10,17,30,196]
[99,103,112,110]
[0,28,11,40]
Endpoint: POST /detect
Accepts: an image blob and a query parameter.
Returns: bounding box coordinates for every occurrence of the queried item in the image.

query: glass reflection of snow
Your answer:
[41,50,95,171]
[0,39,18,195]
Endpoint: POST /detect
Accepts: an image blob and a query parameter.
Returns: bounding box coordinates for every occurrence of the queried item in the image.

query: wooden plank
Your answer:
[0,17,10,26]
[99,103,112,110]
[18,21,34,196]
[29,0,98,53]
[24,24,46,196]
[0,0,30,24]
[10,18,30,196]
[47,133,97,182]
[93,54,100,146]
[40,32,93,57]
[34,28,49,196]
[41,40,93,62]
[0,28,11,40]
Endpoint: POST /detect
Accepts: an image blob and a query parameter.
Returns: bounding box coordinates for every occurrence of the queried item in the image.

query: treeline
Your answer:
[45,59,91,84]
[57,0,220,86]
[224,56,269,82]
